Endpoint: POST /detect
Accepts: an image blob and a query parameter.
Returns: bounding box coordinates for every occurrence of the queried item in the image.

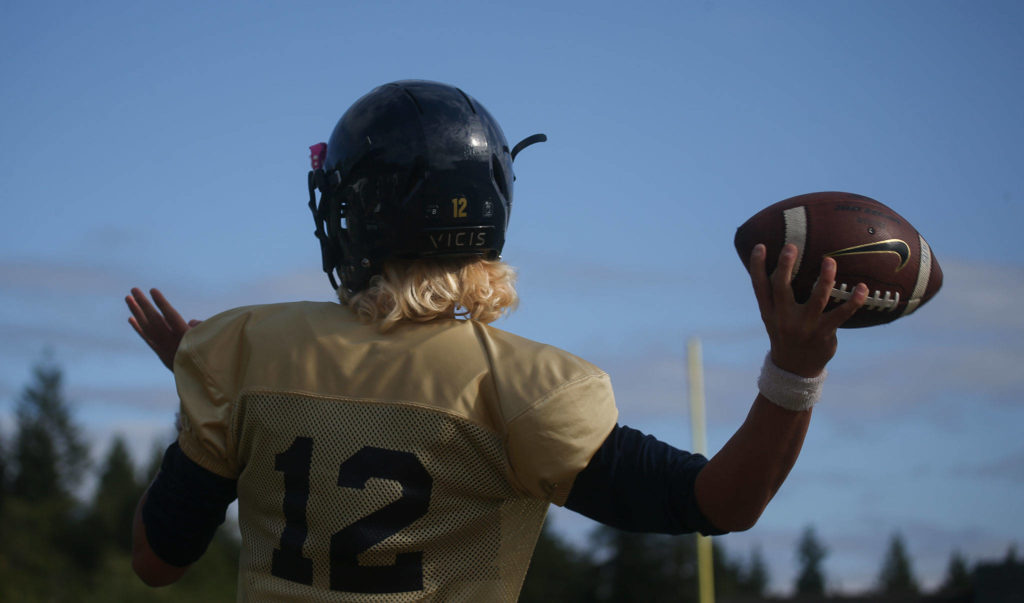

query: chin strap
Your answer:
[511,133,547,161]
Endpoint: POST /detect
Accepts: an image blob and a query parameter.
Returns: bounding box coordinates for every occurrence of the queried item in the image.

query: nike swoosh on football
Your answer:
[824,239,911,271]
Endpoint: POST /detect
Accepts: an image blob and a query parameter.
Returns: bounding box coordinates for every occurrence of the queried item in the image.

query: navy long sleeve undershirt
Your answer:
[564,424,727,536]
[142,442,237,567]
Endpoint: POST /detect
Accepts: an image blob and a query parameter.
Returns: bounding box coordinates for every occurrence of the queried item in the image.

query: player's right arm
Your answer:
[565,244,867,534]
[694,243,866,530]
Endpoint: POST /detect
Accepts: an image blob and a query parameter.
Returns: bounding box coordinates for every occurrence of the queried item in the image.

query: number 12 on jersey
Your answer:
[272,437,434,593]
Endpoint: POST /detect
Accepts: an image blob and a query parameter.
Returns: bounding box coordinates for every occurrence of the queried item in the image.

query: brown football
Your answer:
[734,191,942,328]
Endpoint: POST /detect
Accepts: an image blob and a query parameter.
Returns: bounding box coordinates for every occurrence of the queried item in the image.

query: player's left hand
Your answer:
[125,288,201,371]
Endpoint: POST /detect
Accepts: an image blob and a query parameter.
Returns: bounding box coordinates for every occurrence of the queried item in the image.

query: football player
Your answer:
[126,80,868,600]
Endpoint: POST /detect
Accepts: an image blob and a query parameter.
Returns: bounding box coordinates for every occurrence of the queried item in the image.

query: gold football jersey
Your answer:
[174,301,618,602]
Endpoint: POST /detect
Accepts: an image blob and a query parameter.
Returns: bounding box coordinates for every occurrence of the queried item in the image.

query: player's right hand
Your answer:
[748,243,867,378]
[125,288,201,371]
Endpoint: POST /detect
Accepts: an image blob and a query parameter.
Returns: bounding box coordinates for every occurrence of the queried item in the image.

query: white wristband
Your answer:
[757,353,826,411]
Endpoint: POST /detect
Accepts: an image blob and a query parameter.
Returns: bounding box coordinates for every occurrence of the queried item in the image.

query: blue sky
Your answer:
[2,0,1022,594]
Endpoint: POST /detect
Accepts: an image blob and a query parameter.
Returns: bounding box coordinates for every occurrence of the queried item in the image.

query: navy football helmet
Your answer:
[308,80,546,293]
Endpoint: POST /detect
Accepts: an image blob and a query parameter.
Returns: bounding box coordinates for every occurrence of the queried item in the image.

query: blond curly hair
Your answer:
[341,257,518,331]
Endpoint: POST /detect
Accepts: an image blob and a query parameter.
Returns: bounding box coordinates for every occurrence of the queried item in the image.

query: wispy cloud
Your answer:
[514,249,694,294]
[68,383,178,412]
[0,258,132,296]
[914,258,1024,332]
[0,321,136,355]
[957,446,1024,482]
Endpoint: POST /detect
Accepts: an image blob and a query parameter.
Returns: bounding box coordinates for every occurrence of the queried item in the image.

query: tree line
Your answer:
[520,522,999,602]
[0,358,1013,601]
[0,358,239,601]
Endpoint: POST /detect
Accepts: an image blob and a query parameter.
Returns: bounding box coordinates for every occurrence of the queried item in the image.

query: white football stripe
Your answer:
[783,206,807,275]
[902,235,931,316]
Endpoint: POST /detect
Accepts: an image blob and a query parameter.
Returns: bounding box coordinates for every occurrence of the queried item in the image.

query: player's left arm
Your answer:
[132,487,189,586]
[131,441,238,587]
[126,288,229,585]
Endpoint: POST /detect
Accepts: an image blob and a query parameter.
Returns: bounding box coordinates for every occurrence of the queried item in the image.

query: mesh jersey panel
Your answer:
[234,391,546,602]
[173,302,617,601]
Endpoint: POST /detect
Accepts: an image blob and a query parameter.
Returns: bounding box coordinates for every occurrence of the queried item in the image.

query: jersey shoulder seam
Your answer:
[504,371,610,424]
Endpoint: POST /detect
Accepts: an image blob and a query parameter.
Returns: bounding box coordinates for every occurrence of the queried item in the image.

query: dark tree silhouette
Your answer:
[1006,543,1019,565]
[91,435,144,553]
[1,357,94,599]
[0,431,8,510]
[714,539,762,598]
[0,357,247,602]
[939,549,972,595]
[590,525,698,602]
[519,522,595,602]
[10,356,88,502]
[741,545,769,596]
[877,532,919,595]
[794,525,828,596]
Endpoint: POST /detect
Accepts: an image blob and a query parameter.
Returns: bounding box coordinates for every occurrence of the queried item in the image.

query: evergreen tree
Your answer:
[1006,543,1019,565]
[713,541,752,597]
[0,430,8,509]
[11,414,63,501]
[590,525,697,602]
[939,549,972,594]
[11,356,88,502]
[741,545,769,596]
[877,532,919,595]
[519,522,594,602]
[794,525,828,596]
[0,357,94,599]
[91,435,143,553]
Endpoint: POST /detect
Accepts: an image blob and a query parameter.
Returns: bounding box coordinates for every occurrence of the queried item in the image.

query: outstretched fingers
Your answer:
[151,288,188,333]
[128,288,161,329]
[124,287,195,371]
[127,313,149,342]
[126,291,154,340]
